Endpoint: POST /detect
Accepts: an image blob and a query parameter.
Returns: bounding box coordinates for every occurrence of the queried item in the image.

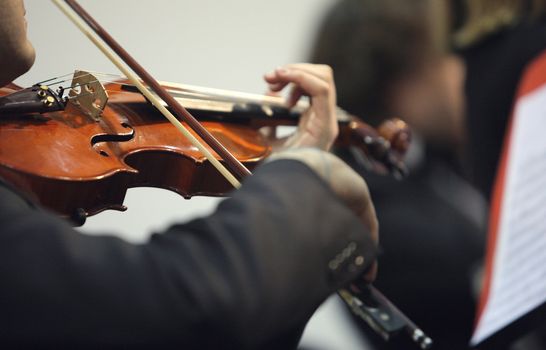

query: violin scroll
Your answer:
[338,117,411,178]
[377,118,411,155]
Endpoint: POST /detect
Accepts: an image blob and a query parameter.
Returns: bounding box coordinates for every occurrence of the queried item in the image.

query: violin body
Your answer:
[0,73,409,225]
[0,81,270,223]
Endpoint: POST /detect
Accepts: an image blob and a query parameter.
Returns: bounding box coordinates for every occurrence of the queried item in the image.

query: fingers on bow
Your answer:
[264,64,334,108]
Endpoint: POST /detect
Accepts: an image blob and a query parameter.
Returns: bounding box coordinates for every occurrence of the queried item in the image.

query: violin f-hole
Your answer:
[90,123,135,157]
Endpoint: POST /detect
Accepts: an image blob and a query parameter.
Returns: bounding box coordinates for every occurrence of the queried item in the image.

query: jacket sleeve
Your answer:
[0,159,377,348]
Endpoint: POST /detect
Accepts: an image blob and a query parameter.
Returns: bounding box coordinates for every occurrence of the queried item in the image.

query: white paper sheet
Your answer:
[471,72,546,345]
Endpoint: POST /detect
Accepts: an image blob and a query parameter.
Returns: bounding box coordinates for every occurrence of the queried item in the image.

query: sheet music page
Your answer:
[471,59,546,345]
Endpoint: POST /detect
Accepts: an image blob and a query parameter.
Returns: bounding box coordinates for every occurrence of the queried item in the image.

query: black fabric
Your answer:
[460,20,546,199]
[0,159,377,349]
[340,148,485,350]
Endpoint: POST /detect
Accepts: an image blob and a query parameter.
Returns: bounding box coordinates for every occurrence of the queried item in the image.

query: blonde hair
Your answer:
[455,0,546,47]
[428,0,451,53]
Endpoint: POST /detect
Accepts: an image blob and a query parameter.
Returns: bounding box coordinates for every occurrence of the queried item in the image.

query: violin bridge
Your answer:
[67,70,108,121]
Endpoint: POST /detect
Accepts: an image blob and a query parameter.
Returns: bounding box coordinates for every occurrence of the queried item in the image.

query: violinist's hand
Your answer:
[267,148,379,283]
[263,64,338,151]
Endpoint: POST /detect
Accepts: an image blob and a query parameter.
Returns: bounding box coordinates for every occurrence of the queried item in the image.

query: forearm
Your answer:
[152,160,377,346]
[0,160,376,347]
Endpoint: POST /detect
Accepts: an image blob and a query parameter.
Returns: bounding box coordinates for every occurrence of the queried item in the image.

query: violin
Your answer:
[0,72,409,224]
[0,0,432,348]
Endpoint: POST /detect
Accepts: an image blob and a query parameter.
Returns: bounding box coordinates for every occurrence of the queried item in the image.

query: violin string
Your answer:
[37,72,208,101]
[63,79,125,90]
[37,72,96,87]
[47,78,74,86]
[36,72,76,85]
[39,72,108,87]
[37,72,236,104]
[85,71,125,78]
[38,72,126,89]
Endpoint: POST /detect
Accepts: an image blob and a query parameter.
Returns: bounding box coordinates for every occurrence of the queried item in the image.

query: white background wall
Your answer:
[16,1,372,349]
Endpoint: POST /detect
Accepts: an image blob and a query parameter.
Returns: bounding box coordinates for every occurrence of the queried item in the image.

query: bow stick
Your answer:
[52,0,251,189]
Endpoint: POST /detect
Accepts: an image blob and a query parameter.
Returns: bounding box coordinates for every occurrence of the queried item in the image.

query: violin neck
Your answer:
[119,82,352,128]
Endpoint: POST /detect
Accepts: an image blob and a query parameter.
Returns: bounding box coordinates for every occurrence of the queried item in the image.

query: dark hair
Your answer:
[310,0,441,125]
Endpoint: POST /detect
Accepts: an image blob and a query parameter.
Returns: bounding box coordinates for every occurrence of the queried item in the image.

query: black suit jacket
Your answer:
[461,20,546,198]
[339,147,485,350]
[0,159,376,349]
